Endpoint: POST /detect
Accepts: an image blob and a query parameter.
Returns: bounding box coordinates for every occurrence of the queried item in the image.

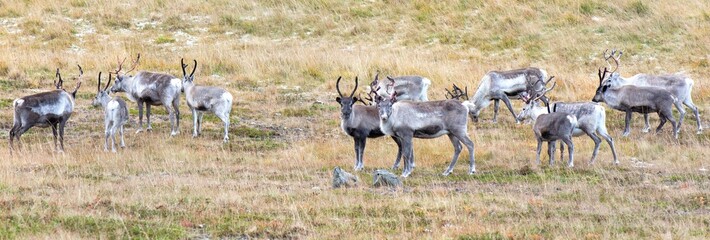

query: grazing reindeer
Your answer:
[375,87,475,177]
[181,59,233,142]
[461,67,550,123]
[10,66,83,153]
[110,54,182,136]
[517,81,618,164]
[602,49,702,134]
[368,72,431,102]
[335,76,402,171]
[92,72,129,152]
[592,67,685,139]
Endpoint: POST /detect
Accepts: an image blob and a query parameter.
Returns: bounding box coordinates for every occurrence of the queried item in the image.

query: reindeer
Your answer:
[92,72,129,152]
[517,80,618,164]
[336,76,402,171]
[367,72,431,103]
[602,49,702,134]
[180,59,233,142]
[592,67,685,139]
[461,67,550,123]
[375,85,475,177]
[9,66,82,153]
[109,54,182,136]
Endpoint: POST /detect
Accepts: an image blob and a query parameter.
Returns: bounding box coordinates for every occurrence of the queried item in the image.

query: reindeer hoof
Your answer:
[135,129,143,134]
[642,128,650,133]
[622,132,630,137]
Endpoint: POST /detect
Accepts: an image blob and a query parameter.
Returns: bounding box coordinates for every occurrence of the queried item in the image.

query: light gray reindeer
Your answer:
[602,49,702,134]
[375,86,475,177]
[592,67,685,139]
[335,76,402,171]
[181,59,233,142]
[517,81,618,164]
[367,72,431,103]
[110,54,182,136]
[92,72,129,152]
[10,66,83,153]
[461,67,550,123]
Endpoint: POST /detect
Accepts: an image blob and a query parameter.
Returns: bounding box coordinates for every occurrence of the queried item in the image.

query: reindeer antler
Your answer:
[97,72,102,92]
[190,59,197,78]
[55,68,64,89]
[105,72,112,91]
[532,76,556,102]
[335,76,344,97]
[116,53,141,75]
[603,49,622,73]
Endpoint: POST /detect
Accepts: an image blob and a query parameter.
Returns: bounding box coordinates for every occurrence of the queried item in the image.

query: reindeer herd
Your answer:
[336,50,703,177]
[9,54,233,154]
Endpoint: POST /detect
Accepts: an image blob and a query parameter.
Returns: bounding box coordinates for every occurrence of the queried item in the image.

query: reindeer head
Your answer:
[92,72,112,107]
[517,78,555,122]
[592,67,612,103]
[110,53,140,93]
[180,58,197,92]
[56,65,83,99]
[374,82,397,121]
[335,76,360,118]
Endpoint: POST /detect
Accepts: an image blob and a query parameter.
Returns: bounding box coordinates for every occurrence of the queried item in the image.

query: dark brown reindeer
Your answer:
[10,66,83,153]
[601,49,701,134]
[375,82,476,177]
[110,54,182,136]
[592,67,685,139]
[336,76,402,171]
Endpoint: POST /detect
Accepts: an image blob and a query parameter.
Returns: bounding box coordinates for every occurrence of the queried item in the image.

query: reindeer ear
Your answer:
[353,97,359,103]
[336,97,341,103]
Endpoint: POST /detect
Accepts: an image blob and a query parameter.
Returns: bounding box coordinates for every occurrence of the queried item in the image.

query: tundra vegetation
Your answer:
[0,1,709,239]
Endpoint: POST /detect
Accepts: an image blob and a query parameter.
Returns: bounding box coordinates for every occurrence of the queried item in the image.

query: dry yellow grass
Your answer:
[1,0,709,239]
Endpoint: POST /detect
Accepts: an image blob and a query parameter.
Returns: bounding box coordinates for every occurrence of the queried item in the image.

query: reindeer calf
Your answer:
[92,72,129,152]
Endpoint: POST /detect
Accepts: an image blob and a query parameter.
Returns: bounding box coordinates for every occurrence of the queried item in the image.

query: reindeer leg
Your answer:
[623,111,632,137]
[642,114,651,133]
[173,96,181,134]
[104,120,110,152]
[58,119,66,153]
[548,140,557,166]
[674,100,686,136]
[146,104,153,132]
[597,125,618,164]
[391,136,403,170]
[492,100,500,123]
[499,95,519,124]
[458,133,476,174]
[536,138,542,165]
[656,112,667,133]
[119,125,126,148]
[51,122,59,152]
[682,98,702,134]
[585,128,602,165]
[358,137,367,170]
[442,134,462,176]
[192,109,199,137]
[136,101,144,133]
[559,141,564,164]
[352,137,361,171]
[399,132,414,178]
[217,111,230,143]
[563,137,574,168]
[110,125,117,153]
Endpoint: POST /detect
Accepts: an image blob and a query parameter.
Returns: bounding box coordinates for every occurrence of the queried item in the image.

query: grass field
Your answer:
[1,0,709,239]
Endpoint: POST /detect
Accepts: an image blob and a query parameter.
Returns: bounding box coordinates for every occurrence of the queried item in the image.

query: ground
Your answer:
[0,1,709,239]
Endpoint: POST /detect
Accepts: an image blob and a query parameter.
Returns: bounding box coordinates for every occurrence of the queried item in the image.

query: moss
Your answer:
[155,35,176,44]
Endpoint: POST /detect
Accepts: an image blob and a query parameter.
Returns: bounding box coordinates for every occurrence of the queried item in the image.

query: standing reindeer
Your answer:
[109,54,182,136]
[92,72,129,152]
[602,49,702,134]
[517,80,619,165]
[336,76,402,171]
[10,66,83,153]
[181,59,233,142]
[592,67,685,139]
[367,72,431,103]
[375,85,475,177]
[461,67,550,123]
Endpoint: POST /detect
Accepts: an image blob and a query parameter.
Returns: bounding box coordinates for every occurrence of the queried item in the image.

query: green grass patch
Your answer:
[155,35,176,44]
[232,125,275,138]
[626,1,650,16]
[59,215,185,239]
